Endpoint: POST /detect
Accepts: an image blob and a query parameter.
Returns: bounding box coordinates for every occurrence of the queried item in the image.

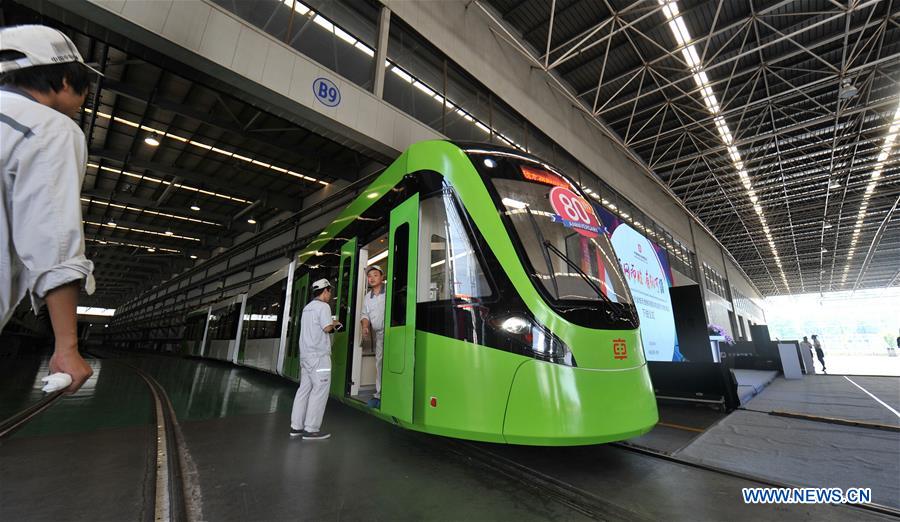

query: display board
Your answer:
[595,206,683,362]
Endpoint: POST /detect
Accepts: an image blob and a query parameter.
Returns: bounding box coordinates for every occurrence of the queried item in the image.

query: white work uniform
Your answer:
[0,87,95,330]
[290,299,333,433]
[361,285,385,399]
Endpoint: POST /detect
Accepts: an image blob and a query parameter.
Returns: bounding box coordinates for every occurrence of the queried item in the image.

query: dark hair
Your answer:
[0,51,92,95]
[312,286,330,298]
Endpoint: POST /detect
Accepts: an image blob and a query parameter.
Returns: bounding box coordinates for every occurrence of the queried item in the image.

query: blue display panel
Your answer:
[594,206,683,362]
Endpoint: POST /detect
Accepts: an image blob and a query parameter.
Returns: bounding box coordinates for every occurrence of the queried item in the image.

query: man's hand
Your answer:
[361,318,371,338]
[44,282,92,393]
[49,345,93,393]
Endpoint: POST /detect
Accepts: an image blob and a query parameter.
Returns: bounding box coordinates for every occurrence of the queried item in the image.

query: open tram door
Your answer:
[331,238,358,396]
[282,272,309,379]
[382,194,419,423]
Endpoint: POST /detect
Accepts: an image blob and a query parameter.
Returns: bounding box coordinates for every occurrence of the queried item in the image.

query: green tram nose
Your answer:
[503,359,658,446]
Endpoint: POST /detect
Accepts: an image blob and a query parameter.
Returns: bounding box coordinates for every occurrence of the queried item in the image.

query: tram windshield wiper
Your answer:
[543,240,633,323]
[522,206,560,298]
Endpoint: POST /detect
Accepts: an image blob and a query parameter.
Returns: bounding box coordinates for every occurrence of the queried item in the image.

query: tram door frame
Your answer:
[282,272,310,379]
[382,193,419,423]
[332,238,358,396]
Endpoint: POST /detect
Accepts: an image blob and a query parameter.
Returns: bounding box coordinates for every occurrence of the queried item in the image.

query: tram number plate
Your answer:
[313,77,341,107]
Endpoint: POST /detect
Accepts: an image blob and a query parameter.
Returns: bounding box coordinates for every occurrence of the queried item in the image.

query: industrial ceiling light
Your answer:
[823,222,833,229]
[190,201,201,211]
[147,247,156,253]
[659,0,789,292]
[838,79,858,100]
[190,255,198,259]
[107,220,116,227]
[247,217,257,225]
[144,132,161,147]
[164,231,174,236]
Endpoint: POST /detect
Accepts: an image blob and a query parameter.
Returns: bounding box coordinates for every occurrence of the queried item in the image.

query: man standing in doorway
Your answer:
[361,265,385,409]
[812,334,826,373]
[1,25,102,393]
[290,278,341,440]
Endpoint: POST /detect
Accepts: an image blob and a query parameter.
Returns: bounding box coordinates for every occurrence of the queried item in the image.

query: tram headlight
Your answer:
[493,315,574,366]
[530,325,573,366]
[501,316,530,334]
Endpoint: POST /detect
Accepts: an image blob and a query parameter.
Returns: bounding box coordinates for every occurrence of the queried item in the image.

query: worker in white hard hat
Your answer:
[360,264,386,408]
[290,278,342,440]
[1,25,103,393]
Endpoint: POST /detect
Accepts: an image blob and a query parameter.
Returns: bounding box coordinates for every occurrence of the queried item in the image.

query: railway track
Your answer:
[0,354,199,522]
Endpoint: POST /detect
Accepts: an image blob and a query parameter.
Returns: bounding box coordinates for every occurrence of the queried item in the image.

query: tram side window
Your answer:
[246,282,287,340]
[210,304,239,340]
[390,223,410,327]
[417,193,492,303]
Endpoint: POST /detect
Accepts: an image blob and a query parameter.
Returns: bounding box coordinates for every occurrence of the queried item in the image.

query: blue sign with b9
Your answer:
[313,77,341,107]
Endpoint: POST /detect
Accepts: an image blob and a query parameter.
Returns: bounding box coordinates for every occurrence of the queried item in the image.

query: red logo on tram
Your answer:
[549,186,601,239]
[613,338,628,360]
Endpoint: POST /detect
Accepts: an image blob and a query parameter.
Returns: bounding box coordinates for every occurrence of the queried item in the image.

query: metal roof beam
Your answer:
[90,149,304,212]
[100,79,355,182]
[80,188,254,232]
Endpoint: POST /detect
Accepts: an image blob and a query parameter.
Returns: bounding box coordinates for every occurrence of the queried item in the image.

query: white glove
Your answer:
[41,372,73,393]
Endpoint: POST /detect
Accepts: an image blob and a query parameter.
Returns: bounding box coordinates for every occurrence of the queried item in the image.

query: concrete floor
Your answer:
[1,350,894,521]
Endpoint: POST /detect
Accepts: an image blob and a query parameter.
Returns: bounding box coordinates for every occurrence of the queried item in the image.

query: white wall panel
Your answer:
[161,0,211,52]
[261,43,296,97]
[198,7,241,68]
[121,0,172,33]
[232,27,269,83]
[92,0,125,14]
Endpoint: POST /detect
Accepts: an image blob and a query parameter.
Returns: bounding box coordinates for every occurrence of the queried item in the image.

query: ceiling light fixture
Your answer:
[83,109,328,185]
[838,78,858,100]
[190,202,201,211]
[247,217,257,225]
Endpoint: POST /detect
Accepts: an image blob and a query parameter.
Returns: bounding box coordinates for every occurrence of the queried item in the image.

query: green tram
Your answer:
[232,140,658,445]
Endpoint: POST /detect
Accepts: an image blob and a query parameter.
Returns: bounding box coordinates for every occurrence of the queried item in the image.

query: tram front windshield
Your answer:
[479,156,632,306]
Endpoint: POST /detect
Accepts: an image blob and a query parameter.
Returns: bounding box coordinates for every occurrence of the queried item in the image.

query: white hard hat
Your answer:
[311,278,332,291]
[367,264,384,275]
[0,25,103,76]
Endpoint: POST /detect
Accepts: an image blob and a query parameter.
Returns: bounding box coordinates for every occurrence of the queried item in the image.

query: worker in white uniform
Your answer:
[360,265,386,409]
[1,25,103,393]
[290,278,341,440]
